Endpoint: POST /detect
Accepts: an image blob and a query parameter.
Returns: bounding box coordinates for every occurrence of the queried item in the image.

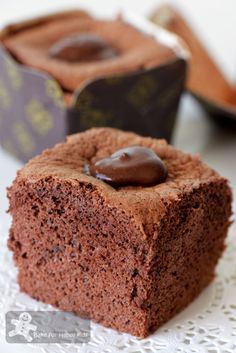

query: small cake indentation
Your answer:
[49,33,119,62]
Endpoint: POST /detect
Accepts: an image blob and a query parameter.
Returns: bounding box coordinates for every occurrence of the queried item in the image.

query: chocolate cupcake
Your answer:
[2,11,177,105]
[0,10,187,162]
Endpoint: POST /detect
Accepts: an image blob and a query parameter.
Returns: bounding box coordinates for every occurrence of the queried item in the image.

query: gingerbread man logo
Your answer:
[8,312,37,342]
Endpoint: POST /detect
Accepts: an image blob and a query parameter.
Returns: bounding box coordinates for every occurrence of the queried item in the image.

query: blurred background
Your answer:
[0,0,235,209]
[1,0,236,81]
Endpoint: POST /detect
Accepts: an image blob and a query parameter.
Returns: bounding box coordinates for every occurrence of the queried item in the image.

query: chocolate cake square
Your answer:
[8,128,232,337]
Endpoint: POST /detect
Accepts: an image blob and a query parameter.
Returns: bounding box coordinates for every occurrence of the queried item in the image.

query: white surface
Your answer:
[0,1,236,352]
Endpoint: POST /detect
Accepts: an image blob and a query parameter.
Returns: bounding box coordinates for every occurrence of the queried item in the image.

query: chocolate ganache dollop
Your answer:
[49,32,119,62]
[89,146,168,187]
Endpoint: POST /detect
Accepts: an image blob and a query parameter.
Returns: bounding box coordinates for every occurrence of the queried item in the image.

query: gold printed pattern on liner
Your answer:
[165,109,178,130]
[0,78,11,109]
[75,91,111,128]
[80,109,111,128]
[45,80,64,109]
[127,76,157,110]
[5,59,23,90]
[158,78,182,108]
[26,99,54,136]
[74,90,93,111]
[12,121,35,155]
[105,76,123,85]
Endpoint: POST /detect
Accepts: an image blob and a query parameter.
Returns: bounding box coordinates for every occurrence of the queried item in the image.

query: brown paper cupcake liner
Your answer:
[150,5,236,128]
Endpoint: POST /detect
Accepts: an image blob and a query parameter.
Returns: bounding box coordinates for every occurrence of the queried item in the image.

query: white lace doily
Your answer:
[0,211,236,353]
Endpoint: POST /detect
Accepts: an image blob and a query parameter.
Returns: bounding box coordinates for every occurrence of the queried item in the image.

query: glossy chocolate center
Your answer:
[49,32,119,62]
[89,146,168,186]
